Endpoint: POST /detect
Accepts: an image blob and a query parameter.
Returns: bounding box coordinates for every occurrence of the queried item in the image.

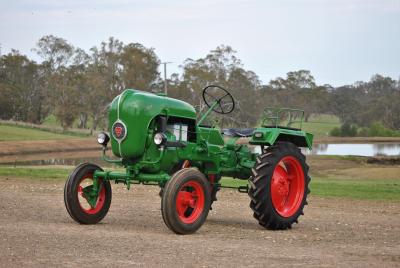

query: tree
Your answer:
[270,70,316,90]
[268,70,319,122]
[33,35,74,72]
[179,45,260,127]
[0,82,15,120]
[34,35,79,129]
[0,50,47,123]
[120,43,160,90]
[226,67,261,126]
[1,36,399,136]
[72,48,91,129]
[86,37,124,132]
[50,68,81,129]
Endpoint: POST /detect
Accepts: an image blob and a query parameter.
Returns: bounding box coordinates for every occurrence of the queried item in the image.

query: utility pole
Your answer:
[0,43,2,56]
[161,62,172,95]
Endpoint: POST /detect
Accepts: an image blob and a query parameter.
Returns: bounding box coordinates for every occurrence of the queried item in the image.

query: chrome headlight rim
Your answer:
[154,132,167,146]
[97,132,110,146]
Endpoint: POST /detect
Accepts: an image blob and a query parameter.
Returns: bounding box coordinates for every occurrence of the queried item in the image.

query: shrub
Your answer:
[367,122,400,137]
[357,127,369,136]
[340,123,358,137]
[330,121,400,137]
[329,127,341,137]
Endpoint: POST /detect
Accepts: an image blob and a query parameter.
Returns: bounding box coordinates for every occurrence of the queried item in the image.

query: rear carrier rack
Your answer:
[261,107,305,130]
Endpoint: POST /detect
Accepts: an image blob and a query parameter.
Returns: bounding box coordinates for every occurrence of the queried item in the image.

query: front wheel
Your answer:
[64,163,112,224]
[248,142,310,229]
[161,168,211,234]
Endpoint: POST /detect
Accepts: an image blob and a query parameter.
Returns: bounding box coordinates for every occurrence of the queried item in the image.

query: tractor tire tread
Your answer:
[161,168,211,235]
[64,163,112,225]
[248,142,311,230]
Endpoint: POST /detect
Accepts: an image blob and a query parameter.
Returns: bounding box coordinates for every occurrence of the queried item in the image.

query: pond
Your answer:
[306,143,400,157]
[252,143,400,157]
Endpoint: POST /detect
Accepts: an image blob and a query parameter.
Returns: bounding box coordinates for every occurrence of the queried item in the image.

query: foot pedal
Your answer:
[238,185,249,193]
[114,179,127,185]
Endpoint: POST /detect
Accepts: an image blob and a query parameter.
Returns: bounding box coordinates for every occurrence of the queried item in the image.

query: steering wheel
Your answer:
[202,85,235,114]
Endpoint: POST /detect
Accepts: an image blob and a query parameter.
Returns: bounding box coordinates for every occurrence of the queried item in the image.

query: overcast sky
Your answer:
[1,0,399,86]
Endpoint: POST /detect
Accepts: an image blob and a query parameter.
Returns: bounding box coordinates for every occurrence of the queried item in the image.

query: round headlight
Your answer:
[154,133,166,146]
[97,132,110,146]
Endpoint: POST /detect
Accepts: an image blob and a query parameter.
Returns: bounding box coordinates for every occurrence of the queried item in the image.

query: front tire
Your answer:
[64,163,112,224]
[161,168,211,234]
[248,142,310,229]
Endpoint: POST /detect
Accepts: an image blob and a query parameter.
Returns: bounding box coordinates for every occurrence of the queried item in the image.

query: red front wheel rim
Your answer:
[176,180,205,224]
[77,173,106,215]
[270,156,305,218]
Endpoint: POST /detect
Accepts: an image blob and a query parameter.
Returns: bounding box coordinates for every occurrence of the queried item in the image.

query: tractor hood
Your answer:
[108,89,196,158]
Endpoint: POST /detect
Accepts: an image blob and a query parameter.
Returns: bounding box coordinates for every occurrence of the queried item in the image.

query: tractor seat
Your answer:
[222,128,255,137]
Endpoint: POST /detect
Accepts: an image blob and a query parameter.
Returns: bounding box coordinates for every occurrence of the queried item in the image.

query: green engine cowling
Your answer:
[108,89,196,158]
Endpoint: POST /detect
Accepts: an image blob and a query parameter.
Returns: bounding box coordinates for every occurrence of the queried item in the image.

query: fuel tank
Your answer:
[108,89,196,158]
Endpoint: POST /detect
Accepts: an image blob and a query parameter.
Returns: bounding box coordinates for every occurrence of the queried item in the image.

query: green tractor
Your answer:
[64,85,313,234]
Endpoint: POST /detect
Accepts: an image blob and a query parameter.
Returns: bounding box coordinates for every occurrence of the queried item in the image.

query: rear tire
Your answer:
[161,168,211,234]
[248,142,310,229]
[64,163,112,224]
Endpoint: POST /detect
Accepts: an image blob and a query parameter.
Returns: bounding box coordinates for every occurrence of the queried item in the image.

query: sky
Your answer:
[0,0,399,86]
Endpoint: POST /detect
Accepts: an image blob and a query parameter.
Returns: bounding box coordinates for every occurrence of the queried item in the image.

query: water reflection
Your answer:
[254,143,400,157]
[306,143,400,156]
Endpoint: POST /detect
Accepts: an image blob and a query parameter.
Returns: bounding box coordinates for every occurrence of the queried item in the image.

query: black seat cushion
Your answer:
[222,128,255,137]
[263,125,300,131]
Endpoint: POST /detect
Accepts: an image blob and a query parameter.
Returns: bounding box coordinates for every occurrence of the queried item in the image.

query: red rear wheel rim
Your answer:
[77,173,106,215]
[270,156,305,218]
[176,180,205,224]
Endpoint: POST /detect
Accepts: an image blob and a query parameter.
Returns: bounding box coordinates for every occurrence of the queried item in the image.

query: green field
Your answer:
[301,114,340,137]
[0,166,70,180]
[1,165,399,201]
[309,179,400,200]
[42,114,95,129]
[0,125,80,141]
[220,177,400,200]
[263,114,340,137]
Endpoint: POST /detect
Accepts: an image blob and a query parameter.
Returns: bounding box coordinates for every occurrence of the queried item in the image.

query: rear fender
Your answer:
[249,127,313,149]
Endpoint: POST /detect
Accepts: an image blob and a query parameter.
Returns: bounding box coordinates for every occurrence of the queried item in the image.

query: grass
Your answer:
[41,114,59,127]
[0,125,79,141]
[219,151,400,201]
[313,155,366,161]
[310,178,400,200]
[43,114,96,130]
[261,113,340,138]
[220,176,400,201]
[0,166,70,180]
[301,114,340,137]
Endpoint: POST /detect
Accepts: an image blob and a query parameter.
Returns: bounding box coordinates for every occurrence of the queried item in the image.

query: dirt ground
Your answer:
[0,177,399,267]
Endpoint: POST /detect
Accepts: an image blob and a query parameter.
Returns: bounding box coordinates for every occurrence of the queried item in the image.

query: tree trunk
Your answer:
[78,113,88,129]
[304,112,311,122]
[90,115,99,135]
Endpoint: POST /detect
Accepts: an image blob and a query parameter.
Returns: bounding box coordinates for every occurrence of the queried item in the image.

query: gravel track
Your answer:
[0,177,399,267]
